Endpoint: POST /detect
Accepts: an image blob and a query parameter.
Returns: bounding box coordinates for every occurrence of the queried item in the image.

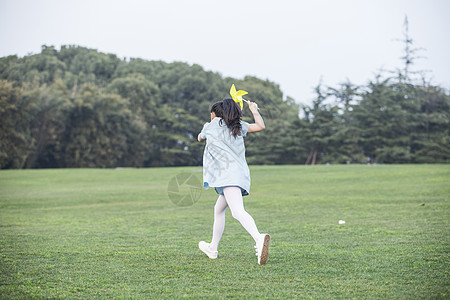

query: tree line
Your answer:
[0,44,449,169]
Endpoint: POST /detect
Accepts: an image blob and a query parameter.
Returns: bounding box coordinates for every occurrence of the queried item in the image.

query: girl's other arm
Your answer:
[247,100,265,133]
[198,133,206,142]
[198,122,209,142]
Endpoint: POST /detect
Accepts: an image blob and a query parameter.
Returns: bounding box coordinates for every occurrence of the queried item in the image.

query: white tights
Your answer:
[209,186,260,251]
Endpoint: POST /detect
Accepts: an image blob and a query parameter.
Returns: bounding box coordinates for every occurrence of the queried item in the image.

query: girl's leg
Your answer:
[223,186,260,243]
[209,194,228,251]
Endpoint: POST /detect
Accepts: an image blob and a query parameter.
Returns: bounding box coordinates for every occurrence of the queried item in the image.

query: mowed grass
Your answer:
[0,165,449,299]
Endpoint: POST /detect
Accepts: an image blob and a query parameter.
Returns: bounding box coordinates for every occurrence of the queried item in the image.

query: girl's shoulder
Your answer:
[201,118,224,133]
[210,117,226,128]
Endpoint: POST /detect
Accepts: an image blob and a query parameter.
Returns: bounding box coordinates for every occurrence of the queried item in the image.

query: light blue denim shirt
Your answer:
[200,117,250,196]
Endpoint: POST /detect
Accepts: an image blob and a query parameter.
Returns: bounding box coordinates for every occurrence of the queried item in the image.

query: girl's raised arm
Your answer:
[247,100,265,133]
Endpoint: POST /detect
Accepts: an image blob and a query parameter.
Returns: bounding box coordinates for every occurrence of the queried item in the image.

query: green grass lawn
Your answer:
[0,165,449,299]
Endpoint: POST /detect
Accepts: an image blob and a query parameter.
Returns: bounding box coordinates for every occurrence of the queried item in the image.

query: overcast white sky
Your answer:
[1,0,449,105]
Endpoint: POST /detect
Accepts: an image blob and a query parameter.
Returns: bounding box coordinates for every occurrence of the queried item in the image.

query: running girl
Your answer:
[197,97,270,265]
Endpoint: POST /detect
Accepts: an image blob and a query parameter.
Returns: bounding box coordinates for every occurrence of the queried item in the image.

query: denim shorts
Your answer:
[214,186,249,196]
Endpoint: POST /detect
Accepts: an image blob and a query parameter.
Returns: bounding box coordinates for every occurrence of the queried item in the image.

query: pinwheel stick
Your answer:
[242,98,260,110]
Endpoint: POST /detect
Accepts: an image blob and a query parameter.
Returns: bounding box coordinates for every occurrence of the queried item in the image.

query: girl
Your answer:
[197,98,270,265]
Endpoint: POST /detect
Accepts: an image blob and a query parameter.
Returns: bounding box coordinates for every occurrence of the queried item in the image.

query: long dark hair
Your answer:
[209,98,242,137]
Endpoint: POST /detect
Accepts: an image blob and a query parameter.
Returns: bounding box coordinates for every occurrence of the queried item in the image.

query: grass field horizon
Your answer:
[0,164,449,298]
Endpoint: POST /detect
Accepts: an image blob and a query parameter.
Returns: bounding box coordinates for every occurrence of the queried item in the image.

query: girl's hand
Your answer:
[246,100,259,112]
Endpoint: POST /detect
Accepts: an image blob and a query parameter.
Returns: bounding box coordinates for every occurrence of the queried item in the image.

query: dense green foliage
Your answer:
[0,165,448,298]
[0,45,449,168]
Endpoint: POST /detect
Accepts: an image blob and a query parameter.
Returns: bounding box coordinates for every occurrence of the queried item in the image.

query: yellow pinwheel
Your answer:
[230,84,248,110]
